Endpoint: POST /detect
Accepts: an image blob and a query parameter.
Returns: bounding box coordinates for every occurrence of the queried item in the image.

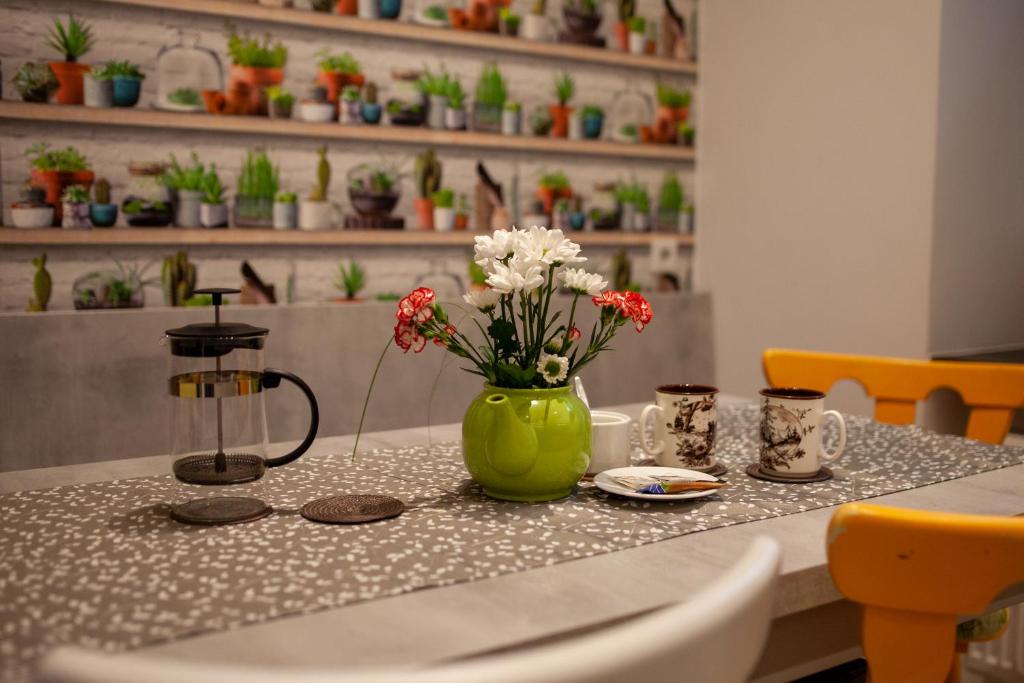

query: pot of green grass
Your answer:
[162,153,206,228]
[235,149,279,228]
[472,63,506,133]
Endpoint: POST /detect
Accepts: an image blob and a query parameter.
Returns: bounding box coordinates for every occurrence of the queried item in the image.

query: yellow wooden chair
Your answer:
[827,503,1024,682]
[762,349,1024,444]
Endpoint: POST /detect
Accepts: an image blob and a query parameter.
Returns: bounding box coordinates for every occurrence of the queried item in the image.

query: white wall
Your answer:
[696,0,944,412]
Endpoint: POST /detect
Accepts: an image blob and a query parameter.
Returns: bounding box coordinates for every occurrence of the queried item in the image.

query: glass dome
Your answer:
[607,83,653,144]
[155,30,224,112]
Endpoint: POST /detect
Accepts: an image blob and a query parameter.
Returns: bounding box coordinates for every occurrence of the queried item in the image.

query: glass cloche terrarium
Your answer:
[608,83,653,144]
[155,30,224,112]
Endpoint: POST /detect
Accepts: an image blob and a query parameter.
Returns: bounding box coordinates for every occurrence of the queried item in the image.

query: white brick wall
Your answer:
[0,0,698,310]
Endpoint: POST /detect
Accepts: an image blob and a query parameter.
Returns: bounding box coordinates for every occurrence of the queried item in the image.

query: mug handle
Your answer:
[820,410,847,463]
[639,404,664,456]
[262,368,320,468]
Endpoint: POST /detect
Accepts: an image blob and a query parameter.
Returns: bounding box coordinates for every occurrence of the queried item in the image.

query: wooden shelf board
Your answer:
[95,0,698,76]
[0,102,695,162]
[0,228,694,248]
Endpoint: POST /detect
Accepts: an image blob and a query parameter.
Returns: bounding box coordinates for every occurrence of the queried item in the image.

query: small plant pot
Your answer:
[634,211,651,232]
[339,99,362,124]
[562,6,602,36]
[299,101,336,122]
[174,189,203,228]
[552,209,570,230]
[361,102,382,124]
[472,102,503,133]
[234,195,274,228]
[336,0,358,14]
[628,32,646,55]
[499,16,520,36]
[10,205,54,229]
[427,95,448,130]
[569,211,586,231]
[568,112,584,140]
[582,112,603,139]
[501,109,520,135]
[349,189,400,217]
[612,21,629,50]
[228,65,284,116]
[269,99,294,119]
[273,201,298,230]
[89,203,118,228]
[413,197,435,230]
[49,61,90,105]
[520,13,549,41]
[536,187,571,214]
[619,202,635,231]
[62,202,91,229]
[315,71,365,109]
[433,206,455,232]
[358,0,378,19]
[445,106,466,130]
[455,213,469,231]
[200,202,229,228]
[298,199,341,230]
[202,89,227,114]
[111,76,143,107]
[83,76,113,108]
[378,0,402,19]
[31,169,95,226]
[548,104,572,138]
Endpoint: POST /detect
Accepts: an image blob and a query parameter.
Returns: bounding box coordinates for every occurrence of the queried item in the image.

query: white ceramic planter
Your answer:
[501,109,520,135]
[628,32,646,54]
[521,13,549,41]
[174,190,203,228]
[62,202,91,229]
[358,0,378,19]
[433,206,455,232]
[568,113,583,140]
[300,101,335,122]
[633,211,651,232]
[428,95,447,130]
[620,203,636,232]
[339,100,361,125]
[299,199,341,230]
[200,202,228,228]
[273,201,298,230]
[10,206,54,229]
[83,76,112,108]
[445,107,467,130]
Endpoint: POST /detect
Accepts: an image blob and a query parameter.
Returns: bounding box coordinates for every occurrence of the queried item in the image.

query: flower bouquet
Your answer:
[369,226,653,502]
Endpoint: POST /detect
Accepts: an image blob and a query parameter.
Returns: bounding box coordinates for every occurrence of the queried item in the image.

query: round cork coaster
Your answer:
[745,463,833,484]
[301,495,405,525]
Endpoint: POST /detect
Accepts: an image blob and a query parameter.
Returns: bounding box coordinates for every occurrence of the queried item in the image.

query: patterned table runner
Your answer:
[2,404,1021,682]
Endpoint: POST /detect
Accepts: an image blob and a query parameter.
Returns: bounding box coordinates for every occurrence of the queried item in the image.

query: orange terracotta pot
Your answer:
[640,126,654,143]
[225,82,254,115]
[449,8,470,30]
[203,89,227,114]
[228,65,284,116]
[336,0,357,14]
[613,22,629,51]
[49,61,91,105]
[455,213,469,231]
[549,104,572,138]
[536,187,572,214]
[653,117,676,144]
[31,169,95,225]
[466,0,499,31]
[414,198,435,230]
[655,105,675,131]
[673,106,689,123]
[315,71,365,109]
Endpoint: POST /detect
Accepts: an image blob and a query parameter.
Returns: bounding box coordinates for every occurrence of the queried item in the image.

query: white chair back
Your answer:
[38,536,781,683]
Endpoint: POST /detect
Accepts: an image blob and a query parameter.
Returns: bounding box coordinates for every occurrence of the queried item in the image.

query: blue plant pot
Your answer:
[89,203,118,228]
[111,76,142,107]
[361,102,382,124]
[379,0,402,19]
[582,113,604,139]
[569,212,586,231]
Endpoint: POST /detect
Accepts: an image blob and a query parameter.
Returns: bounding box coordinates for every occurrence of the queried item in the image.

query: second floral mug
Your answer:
[759,387,847,476]
[640,384,719,471]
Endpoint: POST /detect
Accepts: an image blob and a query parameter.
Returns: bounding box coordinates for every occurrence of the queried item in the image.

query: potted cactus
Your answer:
[235,149,279,228]
[315,50,363,111]
[89,178,118,227]
[334,260,366,301]
[61,184,91,229]
[521,0,549,40]
[501,101,521,135]
[613,0,634,50]
[266,86,295,119]
[339,84,362,124]
[361,82,382,124]
[27,254,52,312]
[46,15,94,105]
[431,188,455,232]
[13,62,58,103]
[10,185,54,229]
[26,143,94,226]
[162,153,206,228]
[472,63,507,133]
[445,77,467,131]
[413,149,442,230]
[299,146,338,230]
[273,191,297,230]
[200,165,228,228]
[161,251,197,307]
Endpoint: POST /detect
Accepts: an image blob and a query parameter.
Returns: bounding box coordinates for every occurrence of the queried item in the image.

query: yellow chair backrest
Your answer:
[762,349,1024,444]
[828,503,1024,682]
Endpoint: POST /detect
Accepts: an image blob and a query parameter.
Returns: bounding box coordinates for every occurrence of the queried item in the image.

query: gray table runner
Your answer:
[2,404,1021,682]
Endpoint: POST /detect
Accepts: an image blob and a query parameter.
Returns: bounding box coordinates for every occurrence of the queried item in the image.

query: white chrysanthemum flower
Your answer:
[473,228,522,272]
[486,256,545,294]
[520,225,585,266]
[462,288,502,312]
[536,353,569,385]
[558,267,607,296]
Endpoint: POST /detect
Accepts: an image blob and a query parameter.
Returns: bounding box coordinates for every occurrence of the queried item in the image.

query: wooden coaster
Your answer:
[301,495,405,524]
[745,463,833,484]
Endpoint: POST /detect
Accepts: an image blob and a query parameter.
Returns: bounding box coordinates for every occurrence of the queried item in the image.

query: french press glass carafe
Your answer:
[164,288,318,525]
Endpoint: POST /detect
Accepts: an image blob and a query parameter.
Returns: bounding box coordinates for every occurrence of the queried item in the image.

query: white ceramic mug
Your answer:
[759,387,847,476]
[587,410,632,475]
[640,384,719,471]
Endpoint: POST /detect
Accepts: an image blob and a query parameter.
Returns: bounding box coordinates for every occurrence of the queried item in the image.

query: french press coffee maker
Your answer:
[164,288,319,525]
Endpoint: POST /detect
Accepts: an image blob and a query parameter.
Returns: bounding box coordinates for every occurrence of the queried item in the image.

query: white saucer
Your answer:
[594,466,721,501]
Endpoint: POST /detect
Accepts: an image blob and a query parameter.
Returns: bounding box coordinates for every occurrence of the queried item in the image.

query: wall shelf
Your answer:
[94,0,698,77]
[0,103,695,163]
[0,228,694,248]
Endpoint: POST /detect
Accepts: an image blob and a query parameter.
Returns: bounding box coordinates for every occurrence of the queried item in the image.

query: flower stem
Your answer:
[351,335,392,463]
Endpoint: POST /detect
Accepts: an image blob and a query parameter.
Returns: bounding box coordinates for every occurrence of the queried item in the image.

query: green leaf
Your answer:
[495,362,536,388]
[488,318,519,358]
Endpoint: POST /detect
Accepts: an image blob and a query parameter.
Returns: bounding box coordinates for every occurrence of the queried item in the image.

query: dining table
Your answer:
[2,395,1023,683]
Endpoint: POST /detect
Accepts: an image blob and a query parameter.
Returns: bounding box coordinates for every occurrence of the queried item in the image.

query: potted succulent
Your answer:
[581,104,604,139]
[361,82,382,124]
[46,15,94,105]
[552,196,571,230]
[266,85,295,119]
[501,101,521,135]
[10,185,54,230]
[27,254,52,312]
[445,77,467,131]
[683,201,695,233]
[628,16,647,54]
[299,146,339,230]
[431,188,456,232]
[521,0,549,41]
[536,170,571,214]
[162,153,206,228]
[334,260,366,301]
[315,50,363,110]
[339,84,362,124]
[454,193,470,230]
[225,25,287,116]
[473,63,507,133]
[12,62,58,103]
[348,162,401,218]
[615,180,649,231]
[413,149,442,230]
[123,197,172,227]
[656,171,683,231]
[498,7,520,36]
[379,0,402,19]
[26,143,94,226]
[299,85,335,122]
[418,68,451,130]
[200,165,228,228]
[386,98,426,126]
[73,260,154,310]
[89,178,118,228]
[680,122,695,147]
[569,196,586,230]
[549,71,574,138]
[562,0,602,43]
[83,65,113,108]
[655,83,690,140]
[273,191,298,230]
[98,60,145,107]
[61,184,91,229]
[235,149,279,228]
[528,105,553,136]
[613,0,634,50]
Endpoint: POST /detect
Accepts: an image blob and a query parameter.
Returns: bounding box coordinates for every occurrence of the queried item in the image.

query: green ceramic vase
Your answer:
[462,384,591,502]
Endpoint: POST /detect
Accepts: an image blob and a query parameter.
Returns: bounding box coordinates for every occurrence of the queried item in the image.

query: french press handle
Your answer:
[261,369,320,468]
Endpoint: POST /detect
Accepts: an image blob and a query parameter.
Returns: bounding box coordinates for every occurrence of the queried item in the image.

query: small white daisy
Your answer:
[536,353,569,385]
